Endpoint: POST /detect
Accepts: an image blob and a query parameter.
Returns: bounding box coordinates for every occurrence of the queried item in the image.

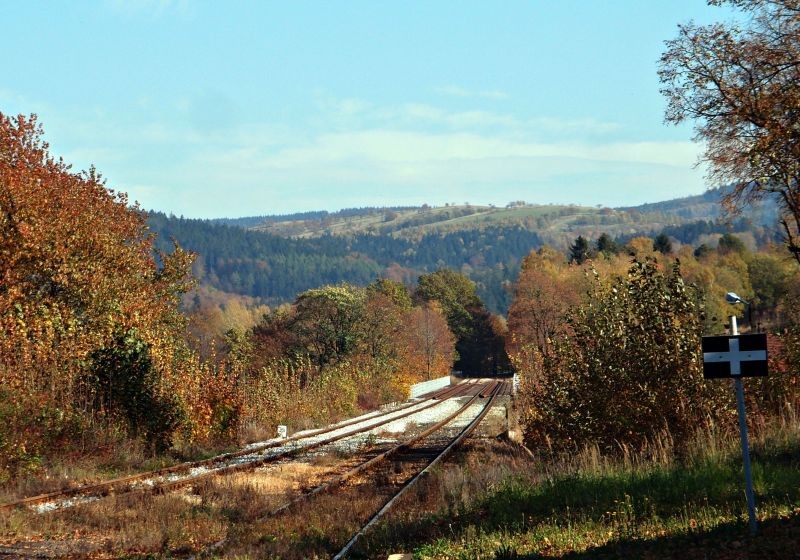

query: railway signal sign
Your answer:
[702,315,766,536]
[702,333,768,379]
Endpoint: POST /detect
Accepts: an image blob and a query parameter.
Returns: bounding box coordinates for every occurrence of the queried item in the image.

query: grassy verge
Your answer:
[360,409,800,559]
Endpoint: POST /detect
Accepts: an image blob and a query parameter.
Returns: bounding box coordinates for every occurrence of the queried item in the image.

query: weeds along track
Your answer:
[0,380,477,514]
[204,380,505,559]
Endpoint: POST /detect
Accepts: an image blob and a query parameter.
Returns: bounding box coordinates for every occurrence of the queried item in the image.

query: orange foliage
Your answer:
[0,113,199,471]
[401,301,456,381]
[507,246,585,371]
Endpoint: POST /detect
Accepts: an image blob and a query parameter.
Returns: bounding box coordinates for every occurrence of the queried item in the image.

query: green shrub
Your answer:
[88,330,184,452]
[523,258,732,452]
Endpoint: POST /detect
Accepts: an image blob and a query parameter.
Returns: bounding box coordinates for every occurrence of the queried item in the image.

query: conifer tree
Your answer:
[569,235,590,264]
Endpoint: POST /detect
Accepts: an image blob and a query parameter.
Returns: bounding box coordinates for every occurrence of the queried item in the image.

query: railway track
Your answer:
[189,379,505,559]
[0,380,477,514]
[331,379,505,559]
[188,380,500,559]
[277,379,502,521]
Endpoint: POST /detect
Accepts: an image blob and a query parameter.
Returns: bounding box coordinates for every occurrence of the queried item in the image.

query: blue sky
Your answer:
[0,1,738,218]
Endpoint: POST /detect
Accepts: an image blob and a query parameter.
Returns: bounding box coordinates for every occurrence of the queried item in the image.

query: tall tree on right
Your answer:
[659,0,800,264]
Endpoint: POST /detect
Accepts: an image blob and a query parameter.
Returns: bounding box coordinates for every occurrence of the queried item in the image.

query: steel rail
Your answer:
[189,380,495,560]
[0,381,471,513]
[155,380,477,492]
[332,380,504,560]
[266,381,495,519]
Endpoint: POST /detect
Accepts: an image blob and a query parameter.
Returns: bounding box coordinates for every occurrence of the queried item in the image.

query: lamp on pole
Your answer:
[726,292,753,331]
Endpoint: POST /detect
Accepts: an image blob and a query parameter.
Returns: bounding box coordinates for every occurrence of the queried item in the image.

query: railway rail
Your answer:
[268,381,496,519]
[189,380,501,559]
[188,380,504,559]
[0,380,476,514]
[332,379,505,559]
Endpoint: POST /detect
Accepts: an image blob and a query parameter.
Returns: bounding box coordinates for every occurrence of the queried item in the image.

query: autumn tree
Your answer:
[627,236,657,257]
[249,305,301,371]
[234,278,459,423]
[507,247,585,367]
[660,0,800,263]
[415,269,507,374]
[185,286,269,361]
[464,303,512,374]
[362,288,407,364]
[0,113,195,464]
[366,277,412,309]
[415,269,481,338]
[415,269,478,371]
[748,251,794,320]
[403,302,456,380]
[290,284,367,373]
[717,233,748,256]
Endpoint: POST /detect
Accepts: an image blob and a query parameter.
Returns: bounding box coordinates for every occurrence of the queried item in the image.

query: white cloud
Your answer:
[312,98,620,137]
[395,104,520,129]
[527,116,622,136]
[255,130,699,169]
[150,126,705,215]
[2,88,706,216]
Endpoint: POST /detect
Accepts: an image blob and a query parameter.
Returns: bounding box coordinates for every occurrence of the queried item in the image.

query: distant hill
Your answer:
[149,213,543,313]
[619,185,779,226]
[212,206,420,230]
[242,202,691,248]
[619,187,727,219]
[233,189,779,243]
[148,190,782,315]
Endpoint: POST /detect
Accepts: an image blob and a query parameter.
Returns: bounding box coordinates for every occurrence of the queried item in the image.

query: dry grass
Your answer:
[537,400,800,479]
[0,455,351,558]
[0,382,410,558]
[356,439,533,556]
[0,438,175,505]
[188,423,520,558]
[226,482,395,559]
[213,438,530,559]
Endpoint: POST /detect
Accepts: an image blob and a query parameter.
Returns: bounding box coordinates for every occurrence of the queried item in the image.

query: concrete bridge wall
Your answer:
[409,376,451,398]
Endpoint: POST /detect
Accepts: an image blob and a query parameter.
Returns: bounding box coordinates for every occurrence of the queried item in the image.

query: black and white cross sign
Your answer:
[702,333,768,379]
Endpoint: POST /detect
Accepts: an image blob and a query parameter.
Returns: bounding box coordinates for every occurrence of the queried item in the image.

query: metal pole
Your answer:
[731,315,758,535]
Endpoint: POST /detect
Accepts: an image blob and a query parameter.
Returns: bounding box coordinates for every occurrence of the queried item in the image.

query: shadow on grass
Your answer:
[360,444,800,559]
[512,514,800,559]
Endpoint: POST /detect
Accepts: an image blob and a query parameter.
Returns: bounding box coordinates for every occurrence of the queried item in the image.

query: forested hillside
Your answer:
[149,213,543,313]
[149,188,780,315]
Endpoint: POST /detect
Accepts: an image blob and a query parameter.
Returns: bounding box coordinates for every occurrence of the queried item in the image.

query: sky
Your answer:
[0,1,741,218]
